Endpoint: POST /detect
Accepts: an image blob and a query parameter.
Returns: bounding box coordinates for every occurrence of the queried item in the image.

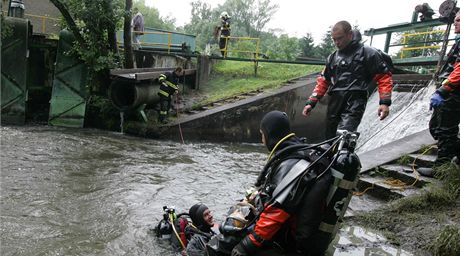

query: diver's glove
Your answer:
[430,91,445,110]
[430,79,453,110]
[231,236,259,256]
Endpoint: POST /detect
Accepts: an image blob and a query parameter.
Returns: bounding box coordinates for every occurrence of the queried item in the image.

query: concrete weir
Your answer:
[159,74,329,143]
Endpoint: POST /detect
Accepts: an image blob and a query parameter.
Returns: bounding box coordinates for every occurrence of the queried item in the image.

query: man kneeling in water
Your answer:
[186,203,219,256]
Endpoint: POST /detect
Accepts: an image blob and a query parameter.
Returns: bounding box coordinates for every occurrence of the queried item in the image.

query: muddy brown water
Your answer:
[1,126,412,255]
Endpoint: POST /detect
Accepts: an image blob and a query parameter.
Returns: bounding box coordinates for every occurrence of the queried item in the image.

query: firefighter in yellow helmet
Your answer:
[217,11,231,57]
[158,67,183,123]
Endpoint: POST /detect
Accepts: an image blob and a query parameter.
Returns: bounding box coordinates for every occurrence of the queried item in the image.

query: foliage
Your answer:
[316,26,335,59]
[50,0,125,94]
[396,154,412,165]
[430,225,460,256]
[263,34,301,60]
[434,163,460,198]
[1,13,13,40]
[196,60,322,106]
[219,0,279,37]
[299,33,319,58]
[394,26,445,59]
[133,0,175,30]
[183,0,219,52]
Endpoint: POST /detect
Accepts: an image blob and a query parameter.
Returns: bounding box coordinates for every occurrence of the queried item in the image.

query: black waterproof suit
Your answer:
[233,111,333,256]
[308,33,393,139]
[430,37,460,164]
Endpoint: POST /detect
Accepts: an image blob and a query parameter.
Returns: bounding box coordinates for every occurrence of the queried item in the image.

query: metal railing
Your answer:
[220,36,261,59]
[398,29,448,58]
[117,30,173,53]
[2,11,60,34]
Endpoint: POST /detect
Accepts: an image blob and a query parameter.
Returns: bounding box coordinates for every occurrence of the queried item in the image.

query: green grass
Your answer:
[197,60,322,105]
[396,154,412,165]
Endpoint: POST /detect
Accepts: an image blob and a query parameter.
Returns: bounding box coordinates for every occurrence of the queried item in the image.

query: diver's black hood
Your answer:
[339,29,362,54]
[189,203,211,232]
[260,111,291,151]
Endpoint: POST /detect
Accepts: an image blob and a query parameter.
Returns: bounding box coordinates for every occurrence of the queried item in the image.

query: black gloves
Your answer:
[231,236,259,256]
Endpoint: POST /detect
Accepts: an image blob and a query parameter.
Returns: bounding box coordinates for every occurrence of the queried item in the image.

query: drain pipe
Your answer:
[109,79,160,111]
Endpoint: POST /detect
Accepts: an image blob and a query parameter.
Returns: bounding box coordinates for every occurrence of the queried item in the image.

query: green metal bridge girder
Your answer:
[1,17,30,125]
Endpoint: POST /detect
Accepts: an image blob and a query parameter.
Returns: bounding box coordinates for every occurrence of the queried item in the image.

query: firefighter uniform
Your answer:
[158,72,179,123]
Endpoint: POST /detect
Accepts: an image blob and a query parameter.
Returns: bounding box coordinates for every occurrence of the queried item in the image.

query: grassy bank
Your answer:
[194,60,322,106]
[350,163,460,255]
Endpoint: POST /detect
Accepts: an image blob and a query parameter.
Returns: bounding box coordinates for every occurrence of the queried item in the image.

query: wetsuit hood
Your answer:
[260,111,291,151]
[189,203,212,232]
[339,29,362,54]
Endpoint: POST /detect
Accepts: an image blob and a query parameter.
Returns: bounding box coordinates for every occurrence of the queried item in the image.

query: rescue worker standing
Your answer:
[158,67,182,124]
[131,7,144,50]
[423,11,460,173]
[302,21,393,139]
[217,11,231,57]
[231,111,333,256]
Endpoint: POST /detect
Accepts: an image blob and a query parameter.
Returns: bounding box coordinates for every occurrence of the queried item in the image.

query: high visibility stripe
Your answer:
[159,90,170,97]
[318,222,335,233]
[160,111,167,115]
[164,81,179,90]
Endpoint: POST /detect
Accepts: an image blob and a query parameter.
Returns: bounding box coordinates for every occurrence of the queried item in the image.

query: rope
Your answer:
[353,145,436,196]
[175,92,185,144]
[356,80,432,151]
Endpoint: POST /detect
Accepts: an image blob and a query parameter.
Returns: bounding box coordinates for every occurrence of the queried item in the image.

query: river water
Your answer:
[1,125,411,256]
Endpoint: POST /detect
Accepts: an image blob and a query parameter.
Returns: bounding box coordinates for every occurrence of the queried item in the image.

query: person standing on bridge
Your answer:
[131,7,144,51]
[422,11,460,174]
[302,21,393,139]
[216,11,231,57]
[158,67,183,124]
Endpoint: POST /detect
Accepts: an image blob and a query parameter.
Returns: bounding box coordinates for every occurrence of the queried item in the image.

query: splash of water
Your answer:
[120,111,125,134]
[357,80,437,153]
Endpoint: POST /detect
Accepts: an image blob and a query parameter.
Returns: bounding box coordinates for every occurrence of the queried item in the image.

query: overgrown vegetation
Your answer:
[351,163,460,255]
[194,60,321,106]
[397,154,412,165]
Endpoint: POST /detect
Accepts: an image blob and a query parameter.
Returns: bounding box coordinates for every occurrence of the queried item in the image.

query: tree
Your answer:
[220,0,278,37]
[134,0,176,31]
[184,0,217,51]
[124,0,134,69]
[299,33,318,58]
[49,0,125,93]
[317,27,335,59]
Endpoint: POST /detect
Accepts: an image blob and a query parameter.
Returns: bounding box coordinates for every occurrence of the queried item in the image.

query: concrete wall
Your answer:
[161,75,329,144]
[26,0,61,35]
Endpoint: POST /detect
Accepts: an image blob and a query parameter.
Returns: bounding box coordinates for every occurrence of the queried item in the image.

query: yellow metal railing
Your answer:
[117,30,173,53]
[24,13,60,34]
[2,11,60,34]
[220,36,261,59]
[400,29,446,58]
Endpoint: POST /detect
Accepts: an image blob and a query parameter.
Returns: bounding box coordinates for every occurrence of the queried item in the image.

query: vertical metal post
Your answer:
[434,22,453,80]
[384,32,392,53]
[42,17,45,33]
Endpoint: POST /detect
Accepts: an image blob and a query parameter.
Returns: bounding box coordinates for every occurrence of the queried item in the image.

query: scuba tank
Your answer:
[307,130,361,255]
[155,206,176,240]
